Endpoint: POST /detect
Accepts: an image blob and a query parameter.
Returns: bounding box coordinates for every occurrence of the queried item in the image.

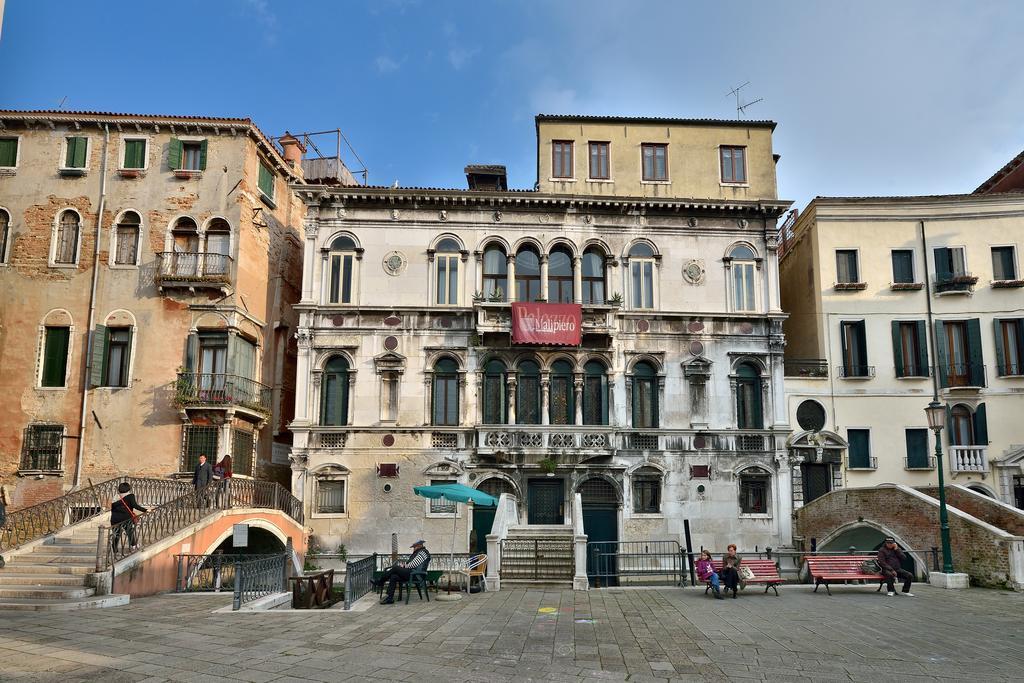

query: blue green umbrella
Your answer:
[413,483,497,594]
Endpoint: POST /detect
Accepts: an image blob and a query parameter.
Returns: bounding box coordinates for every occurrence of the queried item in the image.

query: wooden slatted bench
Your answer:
[805,556,886,595]
[702,559,785,596]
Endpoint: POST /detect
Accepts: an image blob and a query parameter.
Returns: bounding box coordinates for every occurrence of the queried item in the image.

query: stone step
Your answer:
[5,557,95,569]
[31,545,96,555]
[0,573,86,586]
[0,585,96,600]
[11,554,95,565]
[507,525,574,536]
[499,579,574,588]
[45,541,97,550]
[0,563,93,576]
[0,594,129,611]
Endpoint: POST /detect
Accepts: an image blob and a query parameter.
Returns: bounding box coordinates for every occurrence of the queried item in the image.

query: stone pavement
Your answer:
[1,583,1021,682]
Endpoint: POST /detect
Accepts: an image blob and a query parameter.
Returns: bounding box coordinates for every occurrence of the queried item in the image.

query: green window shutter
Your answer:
[42,327,70,387]
[847,429,870,468]
[258,163,274,197]
[891,321,905,377]
[973,403,988,445]
[994,319,1006,377]
[0,138,17,167]
[89,325,109,388]
[840,322,849,372]
[914,321,929,377]
[905,429,929,468]
[199,140,208,170]
[934,247,952,281]
[185,333,198,371]
[72,137,87,168]
[934,321,949,388]
[124,139,145,168]
[945,405,953,437]
[967,319,984,386]
[168,138,182,170]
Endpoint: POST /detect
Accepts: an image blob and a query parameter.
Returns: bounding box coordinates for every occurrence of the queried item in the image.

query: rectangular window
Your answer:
[231,427,255,477]
[42,326,70,387]
[720,146,746,183]
[739,475,768,514]
[182,425,219,473]
[937,319,984,387]
[64,137,88,169]
[905,428,931,469]
[115,222,139,265]
[317,480,346,514]
[992,246,1017,281]
[840,320,869,377]
[432,374,458,426]
[182,142,203,171]
[893,321,928,378]
[891,249,915,283]
[552,141,573,178]
[436,255,459,305]
[632,478,661,513]
[847,428,872,468]
[588,142,609,179]
[996,318,1024,376]
[21,424,64,471]
[429,479,456,514]
[0,137,18,167]
[123,139,146,169]
[104,327,132,388]
[934,246,967,280]
[835,249,860,283]
[258,161,275,198]
[641,143,668,181]
[631,259,654,309]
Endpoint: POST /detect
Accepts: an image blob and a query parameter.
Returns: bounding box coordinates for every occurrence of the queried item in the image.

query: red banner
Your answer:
[511,302,582,346]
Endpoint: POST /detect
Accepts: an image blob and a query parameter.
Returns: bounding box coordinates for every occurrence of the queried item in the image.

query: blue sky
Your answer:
[2,1,1022,209]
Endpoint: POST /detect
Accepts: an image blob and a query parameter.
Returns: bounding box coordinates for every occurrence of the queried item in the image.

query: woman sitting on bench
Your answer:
[720,544,742,598]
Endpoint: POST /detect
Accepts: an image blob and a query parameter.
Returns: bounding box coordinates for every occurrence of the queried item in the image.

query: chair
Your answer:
[458,554,488,593]
[401,558,432,604]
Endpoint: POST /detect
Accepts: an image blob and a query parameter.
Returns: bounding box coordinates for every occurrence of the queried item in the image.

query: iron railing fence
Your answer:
[156,251,233,283]
[783,359,829,378]
[102,478,303,570]
[499,539,574,582]
[344,554,377,610]
[1,476,192,553]
[174,553,277,592]
[374,552,475,573]
[174,372,272,414]
[587,540,683,588]
[233,553,288,610]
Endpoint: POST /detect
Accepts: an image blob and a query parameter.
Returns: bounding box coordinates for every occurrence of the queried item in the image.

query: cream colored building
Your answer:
[0,110,309,508]
[780,194,1024,510]
[289,114,794,577]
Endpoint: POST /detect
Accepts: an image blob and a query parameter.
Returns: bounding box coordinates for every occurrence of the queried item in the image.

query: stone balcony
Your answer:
[950,445,987,473]
[473,301,618,339]
[475,425,616,464]
[156,252,233,294]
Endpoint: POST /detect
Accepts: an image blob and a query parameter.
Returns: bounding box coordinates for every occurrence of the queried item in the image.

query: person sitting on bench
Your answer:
[378,540,431,605]
[720,544,743,598]
[697,549,724,600]
[878,537,914,597]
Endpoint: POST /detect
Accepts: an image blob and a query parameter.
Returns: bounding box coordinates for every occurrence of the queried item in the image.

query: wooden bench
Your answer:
[702,559,785,596]
[805,556,886,595]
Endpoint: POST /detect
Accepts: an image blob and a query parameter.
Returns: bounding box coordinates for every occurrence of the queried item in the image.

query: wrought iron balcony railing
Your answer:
[847,456,878,470]
[904,455,937,470]
[837,364,875,379]
[156,252,233,287]
[934,273,978,294]
[937,363,986,389]
[175,372,272,414]
[784,359,828,378]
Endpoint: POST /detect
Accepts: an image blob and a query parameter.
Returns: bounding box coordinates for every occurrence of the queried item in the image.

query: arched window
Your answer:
[328,234,357,304]
[579,477,619,508]
[583,360,608,425]
[171,217,199,276]
[320,356,350,426]
[435,238,461,305]
[628,242,655,309]
[548,246,574,303]
[516,360,541,424]
[54,210,80,264]
[205,218,231,276]
[482,244,507,301]
[549,360,575,425]
[729,245,757,312]
[482,359,507,424]
[432,358,459,426]
[478,477,514,500]
[0,208,9,263]
[950,404,973,445]
[631,361,658,428]
[736,362,764,429]
[632,466,662,514]
[515,246,541,302]
[114,211,140,265]
[582,247,605,304]
[739,467,770,514]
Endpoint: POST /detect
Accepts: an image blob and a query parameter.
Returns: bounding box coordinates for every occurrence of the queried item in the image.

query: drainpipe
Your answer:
[73,125,110,488]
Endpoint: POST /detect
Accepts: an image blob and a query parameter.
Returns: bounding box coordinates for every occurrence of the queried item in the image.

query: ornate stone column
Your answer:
[541,375,550,426]
[574,375,584,425]
[573,256,583,304]
[458,372,468,426]
[423,374,433,426]
[473,250,483,297]
[347,369,358,426]
[539,253,549,301]
[506,254,516,302]
[300,209,319,303]
[507,376,517,424]
[475,371,485,424]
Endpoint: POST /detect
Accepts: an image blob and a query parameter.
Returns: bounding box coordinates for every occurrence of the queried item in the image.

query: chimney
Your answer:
[465,164,508,191]
[278,132,306,168]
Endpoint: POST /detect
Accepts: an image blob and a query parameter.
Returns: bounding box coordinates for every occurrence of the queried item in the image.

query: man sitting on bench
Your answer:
[378,540,431,605]
[878,537,914,598]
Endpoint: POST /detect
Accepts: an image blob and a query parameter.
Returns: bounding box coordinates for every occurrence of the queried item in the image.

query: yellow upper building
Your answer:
[535,115,779,201]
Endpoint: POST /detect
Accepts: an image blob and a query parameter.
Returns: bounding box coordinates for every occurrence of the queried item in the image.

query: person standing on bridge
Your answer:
[111,482,148,552]
[878,537,914,597]
[193,453,213,509]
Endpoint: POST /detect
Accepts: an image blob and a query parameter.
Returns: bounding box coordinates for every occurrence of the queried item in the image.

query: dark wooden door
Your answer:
[471,506,496,555]
[527,479,564,524]
[802,463,831,504]
[583,507,618,587]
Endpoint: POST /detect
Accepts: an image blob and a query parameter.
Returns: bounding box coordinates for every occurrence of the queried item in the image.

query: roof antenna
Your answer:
[56,96,68,111]
[726,82,763,120]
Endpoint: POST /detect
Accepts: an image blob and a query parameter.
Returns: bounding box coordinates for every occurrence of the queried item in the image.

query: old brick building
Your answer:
[0,110,308,508]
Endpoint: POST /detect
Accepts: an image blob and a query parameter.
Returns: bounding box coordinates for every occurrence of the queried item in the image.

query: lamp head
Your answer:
[925,401,945,432]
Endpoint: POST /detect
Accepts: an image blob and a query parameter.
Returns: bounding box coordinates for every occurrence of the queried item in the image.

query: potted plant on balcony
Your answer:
[538,457,557,476]
[487,287,504,302]
[472,290,485,303]
[607,293,623,307]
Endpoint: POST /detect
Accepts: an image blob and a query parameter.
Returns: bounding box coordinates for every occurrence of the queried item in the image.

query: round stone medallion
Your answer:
[688,321,704,333]
[693,435,707,449]
[796,400,827,432]
[384,335,399,351]
[382,434,396,447]
[384,315,402,327]
[383,251,407,276]
[689,341,704,356]
[636,320,650,333]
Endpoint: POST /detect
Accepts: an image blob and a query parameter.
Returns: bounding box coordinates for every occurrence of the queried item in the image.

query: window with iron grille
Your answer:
[316,479,346,514]
[632,467,661,513]
[429,479,456,514]
[232,427,255,477]
[739,469,769,514]
[579,477,618,507]
[182,425,219,472]
[21,424,64,471]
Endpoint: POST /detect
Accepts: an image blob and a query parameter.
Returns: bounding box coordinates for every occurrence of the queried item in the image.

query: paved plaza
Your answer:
[1,583,1021,682]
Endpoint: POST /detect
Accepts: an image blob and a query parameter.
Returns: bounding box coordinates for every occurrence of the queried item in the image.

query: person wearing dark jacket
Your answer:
[877,537,914,597]
[377,540,431,604]
[720,544,743,598]
[111,482,148,552]
[193,453,213,508]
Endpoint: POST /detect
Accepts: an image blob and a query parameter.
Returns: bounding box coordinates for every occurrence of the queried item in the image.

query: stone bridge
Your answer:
[794,484,1024,590]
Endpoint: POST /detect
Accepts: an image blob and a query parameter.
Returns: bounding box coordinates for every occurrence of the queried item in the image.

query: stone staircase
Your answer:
[0,522,129,610]
[498,525,575,587]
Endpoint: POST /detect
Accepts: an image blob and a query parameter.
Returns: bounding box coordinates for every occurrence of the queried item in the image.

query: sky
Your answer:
[2,0,1023,210]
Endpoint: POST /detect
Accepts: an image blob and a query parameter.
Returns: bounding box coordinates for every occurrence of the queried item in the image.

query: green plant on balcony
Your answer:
[472,290,485,303]
[607,293,623,307]
[487,287,504,302]
[538,457,558,474]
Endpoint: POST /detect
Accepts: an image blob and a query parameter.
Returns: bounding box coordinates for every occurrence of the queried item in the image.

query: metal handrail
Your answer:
[1,477,192,553]
[233,553,288,610]
[344,554,377,610]
[175,553,276,592]
[156,251,233,282]
[174,371,272,414]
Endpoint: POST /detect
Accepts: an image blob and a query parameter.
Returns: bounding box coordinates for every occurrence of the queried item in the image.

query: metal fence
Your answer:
[233,553,288,610]
[1,476,192,553]
[175,553,276,592]
[586,540,683,588]
[499,539,574,582]
[344,553,377,610]
[174,372,272,415]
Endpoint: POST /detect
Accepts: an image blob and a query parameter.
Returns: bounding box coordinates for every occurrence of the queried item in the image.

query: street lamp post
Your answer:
[925,400,955,574]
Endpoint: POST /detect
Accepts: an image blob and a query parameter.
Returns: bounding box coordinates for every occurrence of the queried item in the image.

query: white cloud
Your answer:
[375,55,401,74]
[447,46,479,71]
[241,0,278,45]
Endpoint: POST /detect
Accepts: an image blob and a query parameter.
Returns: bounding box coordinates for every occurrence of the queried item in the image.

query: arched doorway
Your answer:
[472,477,515,555]
[579,477,620,586]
